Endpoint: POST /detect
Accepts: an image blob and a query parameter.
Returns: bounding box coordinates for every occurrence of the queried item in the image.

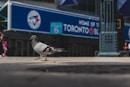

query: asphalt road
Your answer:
[0,57,130,87]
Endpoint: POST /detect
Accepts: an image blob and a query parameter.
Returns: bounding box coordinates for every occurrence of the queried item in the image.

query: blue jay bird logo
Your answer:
[27,10,41,29]
[29,15,40,26]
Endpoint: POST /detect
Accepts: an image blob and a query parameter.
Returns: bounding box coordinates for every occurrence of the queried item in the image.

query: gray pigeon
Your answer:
[30,35,64,61]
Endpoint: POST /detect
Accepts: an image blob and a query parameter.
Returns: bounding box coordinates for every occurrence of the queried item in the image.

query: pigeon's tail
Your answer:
[46,47,65,55]
[53,48,65,53]
[51,48,65,54]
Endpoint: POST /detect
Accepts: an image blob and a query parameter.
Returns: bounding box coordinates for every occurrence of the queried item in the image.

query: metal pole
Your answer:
[7,0,11,31]
[98,0,120,57]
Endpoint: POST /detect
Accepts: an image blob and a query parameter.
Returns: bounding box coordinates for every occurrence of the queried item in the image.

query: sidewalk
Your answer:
[0,57,130,65]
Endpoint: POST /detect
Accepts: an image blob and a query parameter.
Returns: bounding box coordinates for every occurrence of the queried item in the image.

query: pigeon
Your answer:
[30,35,64,61]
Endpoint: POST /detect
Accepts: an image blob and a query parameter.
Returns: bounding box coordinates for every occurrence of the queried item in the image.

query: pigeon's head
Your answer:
[30,35,37,40]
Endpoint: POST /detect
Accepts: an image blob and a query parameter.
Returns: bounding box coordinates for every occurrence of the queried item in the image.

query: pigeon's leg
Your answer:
[42,56,48,61]
[34,55,41,60]
[44,56,48,61]
[34,50,42,60]
[43,52,48,61]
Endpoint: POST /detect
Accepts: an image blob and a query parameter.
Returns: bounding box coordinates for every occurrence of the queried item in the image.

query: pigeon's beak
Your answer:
[30,38,32,40]
[30,37,33,41]
[30,36,34,40]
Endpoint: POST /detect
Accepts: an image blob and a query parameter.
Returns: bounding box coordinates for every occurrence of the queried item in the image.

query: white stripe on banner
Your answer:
[59,0,78,6]
[117,0,127,10]
[59,0,66,5]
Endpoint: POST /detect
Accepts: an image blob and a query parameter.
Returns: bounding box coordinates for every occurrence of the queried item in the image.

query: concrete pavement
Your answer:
[0,57,130,87]
[0,57,130,65]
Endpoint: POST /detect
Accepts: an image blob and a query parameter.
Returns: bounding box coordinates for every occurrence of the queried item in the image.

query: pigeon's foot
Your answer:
[34,57,41,60]
[41,58,48,61]
[44,58,48,61]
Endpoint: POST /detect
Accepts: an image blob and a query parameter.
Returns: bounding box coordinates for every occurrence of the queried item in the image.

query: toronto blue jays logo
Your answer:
[27,10,41,29]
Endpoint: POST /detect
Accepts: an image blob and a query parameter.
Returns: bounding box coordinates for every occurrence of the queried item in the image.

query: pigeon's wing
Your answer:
[33,42,48,56]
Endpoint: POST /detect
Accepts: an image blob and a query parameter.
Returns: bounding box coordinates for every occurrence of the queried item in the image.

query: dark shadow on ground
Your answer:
[27,65,130,74]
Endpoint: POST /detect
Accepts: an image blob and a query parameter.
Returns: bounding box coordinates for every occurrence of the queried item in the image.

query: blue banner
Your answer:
[124,23,130,42]
[10,2,130,42]
[11,2,99,39]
